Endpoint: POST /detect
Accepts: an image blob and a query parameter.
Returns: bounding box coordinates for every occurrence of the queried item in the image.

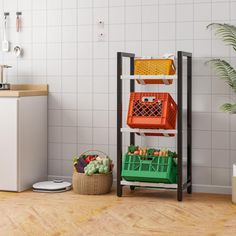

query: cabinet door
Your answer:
[0,98,18,191]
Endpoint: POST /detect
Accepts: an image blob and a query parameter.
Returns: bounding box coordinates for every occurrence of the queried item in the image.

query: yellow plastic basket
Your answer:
[134,58,176,84]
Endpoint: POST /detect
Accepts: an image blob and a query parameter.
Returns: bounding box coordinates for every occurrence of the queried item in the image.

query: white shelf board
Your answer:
[121,127,177,135]
[121,180,177,189]
[121,75,177,80]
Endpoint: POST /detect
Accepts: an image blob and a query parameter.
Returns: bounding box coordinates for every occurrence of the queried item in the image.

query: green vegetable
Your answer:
[73,156,79,165]
[128,145,138,153]
[99,166,104,173]
[83,157,111,176]
[102,158,109,166]
[103,166,109,173]
[147,148,155,156]
[167,151,177,158]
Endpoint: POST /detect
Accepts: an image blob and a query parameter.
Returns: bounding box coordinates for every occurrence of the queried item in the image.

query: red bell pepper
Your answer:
[85,155,96,164]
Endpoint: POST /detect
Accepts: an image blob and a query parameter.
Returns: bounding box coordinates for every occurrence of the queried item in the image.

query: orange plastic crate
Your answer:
[134,58,176,84]
[127,92,177,129]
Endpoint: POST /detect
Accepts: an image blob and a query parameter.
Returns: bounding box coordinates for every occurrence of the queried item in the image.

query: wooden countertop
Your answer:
[0,84,48,97]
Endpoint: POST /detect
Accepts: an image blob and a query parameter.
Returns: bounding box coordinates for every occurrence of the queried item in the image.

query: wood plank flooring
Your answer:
[0,187,235,236]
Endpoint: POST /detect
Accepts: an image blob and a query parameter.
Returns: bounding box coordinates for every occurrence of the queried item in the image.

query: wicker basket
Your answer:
[72,150,113,195]
[72,171,113,195]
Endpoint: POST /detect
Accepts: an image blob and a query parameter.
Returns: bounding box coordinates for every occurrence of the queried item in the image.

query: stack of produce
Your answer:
[73,154,113,176]
[127,145,177,159]
[122,146,178,184]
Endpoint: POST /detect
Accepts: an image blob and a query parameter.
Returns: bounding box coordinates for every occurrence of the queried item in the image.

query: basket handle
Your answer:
[162,53,176,71]
[79,150,109,159]
[162,53,175,59]
[141,96,157,103]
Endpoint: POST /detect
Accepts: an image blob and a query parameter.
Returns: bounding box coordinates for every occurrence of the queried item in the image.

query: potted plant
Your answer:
[207,23,236,203]
[207,23,236,113]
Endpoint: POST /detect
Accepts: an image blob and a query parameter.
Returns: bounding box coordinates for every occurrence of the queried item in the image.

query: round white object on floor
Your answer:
[32,179,72,193]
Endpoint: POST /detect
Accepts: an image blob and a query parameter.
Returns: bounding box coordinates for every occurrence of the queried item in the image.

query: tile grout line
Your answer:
[91,0,94,150]
[108,0,111,157]
[30,1,33,84]
[16,0,19,83]
[60,0,63,175]
[156,0,160,149]
[210,0,213,185]
[174,0,177,151]
[229,0,232,179]
[140,0,144,148]
[45,0,50,178]
[123,2,126,150]
[76,0,79,157]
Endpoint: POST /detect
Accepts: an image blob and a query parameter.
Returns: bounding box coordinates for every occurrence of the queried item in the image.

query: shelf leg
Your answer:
[129,57,135,194]
[177,187,183,201]
[187,184,192,194]
[117,52,123,198]
[177,51,183,202]
[117,182,123,197]
[187,55,192,195]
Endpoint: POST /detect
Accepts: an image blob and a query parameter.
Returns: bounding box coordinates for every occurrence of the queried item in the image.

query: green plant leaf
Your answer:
[206,59,236,93]
[220,103,236,113]
[207,23,236,51]
[73,155,78,164]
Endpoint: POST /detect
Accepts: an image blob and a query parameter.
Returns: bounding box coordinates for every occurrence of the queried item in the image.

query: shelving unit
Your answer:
[117,51,192,201]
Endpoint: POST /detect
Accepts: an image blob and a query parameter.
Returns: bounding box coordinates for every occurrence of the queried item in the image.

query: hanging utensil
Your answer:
[2,12,9,52]
[13,46,23,57]
[14,12,23,57]
[16,12,21,32]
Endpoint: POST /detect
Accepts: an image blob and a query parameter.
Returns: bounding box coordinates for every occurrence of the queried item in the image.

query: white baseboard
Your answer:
[48,175,231,195]
[48,175,72,182]
[192,184,231,195]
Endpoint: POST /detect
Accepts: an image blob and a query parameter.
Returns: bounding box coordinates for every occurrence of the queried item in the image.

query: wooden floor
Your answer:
[0,187,236,236]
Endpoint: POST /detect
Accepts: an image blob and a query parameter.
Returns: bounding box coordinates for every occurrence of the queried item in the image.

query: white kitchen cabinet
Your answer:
[0,85,48,192]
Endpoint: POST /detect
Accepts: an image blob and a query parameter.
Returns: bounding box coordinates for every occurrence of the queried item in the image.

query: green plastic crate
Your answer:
[122,153,177,184]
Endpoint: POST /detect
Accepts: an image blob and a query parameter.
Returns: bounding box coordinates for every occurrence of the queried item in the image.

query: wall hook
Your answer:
[4,12,9,19]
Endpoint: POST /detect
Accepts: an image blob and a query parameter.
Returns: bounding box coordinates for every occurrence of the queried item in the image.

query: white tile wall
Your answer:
[0,0,235,193]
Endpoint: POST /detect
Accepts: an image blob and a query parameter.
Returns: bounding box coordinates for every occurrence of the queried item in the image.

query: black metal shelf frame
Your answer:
[117,51,192,201]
